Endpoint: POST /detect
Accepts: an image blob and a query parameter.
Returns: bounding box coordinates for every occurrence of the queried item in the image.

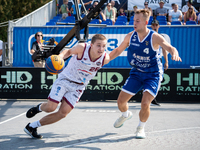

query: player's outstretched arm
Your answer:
[59,43,85,60]
[109,32,132,61]
[153,33,182,62]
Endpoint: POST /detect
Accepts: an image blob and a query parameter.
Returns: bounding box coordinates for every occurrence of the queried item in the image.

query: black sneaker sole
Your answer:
[24,128,43,139]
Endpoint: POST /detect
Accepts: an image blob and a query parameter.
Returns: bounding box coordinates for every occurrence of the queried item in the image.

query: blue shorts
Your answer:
[122,71,163,97]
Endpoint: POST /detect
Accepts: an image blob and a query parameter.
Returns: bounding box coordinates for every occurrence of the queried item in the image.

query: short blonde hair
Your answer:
[135,9,151,21]
[91,34,107,44]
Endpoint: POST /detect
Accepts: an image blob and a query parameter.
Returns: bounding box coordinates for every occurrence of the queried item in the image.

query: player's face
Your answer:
[91,39,107,57]
[151,24,159,32]
[134,14,146,32]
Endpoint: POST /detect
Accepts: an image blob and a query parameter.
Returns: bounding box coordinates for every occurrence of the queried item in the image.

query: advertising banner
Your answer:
[0,68,200,102]
[13,26,200,68]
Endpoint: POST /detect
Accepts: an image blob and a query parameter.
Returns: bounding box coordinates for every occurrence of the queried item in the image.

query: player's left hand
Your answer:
[171,55,182,62]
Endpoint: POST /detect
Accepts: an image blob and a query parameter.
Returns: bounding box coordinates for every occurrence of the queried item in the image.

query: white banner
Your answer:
[128,0,182,11]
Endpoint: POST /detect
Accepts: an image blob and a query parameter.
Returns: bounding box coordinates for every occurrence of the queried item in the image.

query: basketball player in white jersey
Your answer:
[109,9,182,139]
[24,34,110,139]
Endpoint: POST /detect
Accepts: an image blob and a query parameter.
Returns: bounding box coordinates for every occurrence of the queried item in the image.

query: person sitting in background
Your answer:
[154,0,168,17]
[70,0,92,20]
[198,13,200,25]
[169,3,175,13]
[111,0,117,19]
[88,1,106,23]
[104,3,115,25]
[130,5,137,16]
[31,32,45,68]
[144,2,153,16]
[182,0,198,16]
[118,7,127,16]
[168,4,182,23]
[0,40,3,67]
[183,7,197,25]
[59,0,71,19]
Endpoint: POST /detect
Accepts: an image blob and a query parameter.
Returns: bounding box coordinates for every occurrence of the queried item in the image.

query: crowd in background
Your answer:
[58,0,200,25]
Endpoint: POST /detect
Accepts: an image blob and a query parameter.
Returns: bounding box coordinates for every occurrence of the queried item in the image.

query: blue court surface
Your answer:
[0,100,200,150]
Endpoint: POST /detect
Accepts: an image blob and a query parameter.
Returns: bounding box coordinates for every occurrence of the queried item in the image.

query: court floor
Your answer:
[0,100,200,150]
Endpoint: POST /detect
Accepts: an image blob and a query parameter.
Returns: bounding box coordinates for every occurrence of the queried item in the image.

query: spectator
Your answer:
[88,1,106,23]
[182,1,198,16]
[0,40,3,67]
[183,7,197,25]
[59,0,70,19]
[198,13,200,25]
[70,0,92,20]
[144,2,153,16]
[154,0,168,17]
[104,3,115,25]
[130,5,138,16]
[168,4,182,23]
[31,32,45,68]
[111,0,117,18]
[169,3,175,13]
[118,7,127,16]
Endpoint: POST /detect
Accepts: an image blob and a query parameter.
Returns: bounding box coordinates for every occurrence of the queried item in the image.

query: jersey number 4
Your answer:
[143,48,149,54]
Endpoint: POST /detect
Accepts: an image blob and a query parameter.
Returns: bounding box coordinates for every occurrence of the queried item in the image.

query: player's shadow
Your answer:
[0,100,17,118]
[0,132,135,150]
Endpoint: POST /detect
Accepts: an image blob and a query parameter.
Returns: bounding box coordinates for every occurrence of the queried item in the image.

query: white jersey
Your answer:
[59,43,106,86]
[159,33,171,57]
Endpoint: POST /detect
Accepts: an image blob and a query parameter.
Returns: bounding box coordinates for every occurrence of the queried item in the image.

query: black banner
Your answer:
[0,68,200,102]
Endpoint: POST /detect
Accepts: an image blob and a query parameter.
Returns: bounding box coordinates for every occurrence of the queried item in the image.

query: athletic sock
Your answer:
[138,120,146,128]
[38,103,42,112]
[122,110,129,118]
[29,120,41,128]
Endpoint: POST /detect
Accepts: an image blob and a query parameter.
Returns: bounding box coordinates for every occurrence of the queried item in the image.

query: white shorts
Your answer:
[48,76,85,108]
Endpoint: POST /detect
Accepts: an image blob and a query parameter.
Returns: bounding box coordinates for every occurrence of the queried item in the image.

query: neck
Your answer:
[137,28,149,41]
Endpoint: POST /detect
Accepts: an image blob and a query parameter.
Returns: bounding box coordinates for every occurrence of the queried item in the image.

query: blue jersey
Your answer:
[127,30,163,74]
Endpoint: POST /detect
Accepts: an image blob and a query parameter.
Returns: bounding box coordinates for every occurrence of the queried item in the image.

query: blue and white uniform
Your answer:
[122,30,163,97]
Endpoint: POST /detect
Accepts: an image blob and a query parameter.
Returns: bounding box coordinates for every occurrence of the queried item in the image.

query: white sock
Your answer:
[138,120,146,128]
[122,110,129,118]
[38,103,42,112]
[29,120,41,128]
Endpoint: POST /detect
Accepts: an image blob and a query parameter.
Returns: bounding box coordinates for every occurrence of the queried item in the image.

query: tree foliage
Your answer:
[0,0,52,42]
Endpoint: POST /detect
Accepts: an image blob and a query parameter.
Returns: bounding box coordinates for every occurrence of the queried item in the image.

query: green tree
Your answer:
[0,0,52,42]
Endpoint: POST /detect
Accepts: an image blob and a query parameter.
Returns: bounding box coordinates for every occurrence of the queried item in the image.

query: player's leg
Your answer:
[39,100,73,126]
[114,75,143,128]
[135,74,162,139]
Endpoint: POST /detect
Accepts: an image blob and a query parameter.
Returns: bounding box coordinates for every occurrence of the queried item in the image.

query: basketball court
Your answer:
[0,100,200,150]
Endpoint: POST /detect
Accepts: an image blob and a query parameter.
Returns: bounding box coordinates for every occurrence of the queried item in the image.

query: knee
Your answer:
[58,110,70,119]
[45,104,57,113]
[141,102,150,110]
[117,99,125,106]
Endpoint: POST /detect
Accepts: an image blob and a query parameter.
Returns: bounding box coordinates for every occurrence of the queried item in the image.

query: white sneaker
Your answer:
[135,126,146,139]
[114,111,133,128]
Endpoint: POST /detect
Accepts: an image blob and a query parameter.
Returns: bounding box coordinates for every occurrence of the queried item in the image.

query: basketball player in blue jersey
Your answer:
[109,9,182,139]
[24,34,110,139]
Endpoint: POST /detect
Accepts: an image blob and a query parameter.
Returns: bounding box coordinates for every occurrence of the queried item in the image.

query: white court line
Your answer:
[0,112,26,125]
[51,126,200,150]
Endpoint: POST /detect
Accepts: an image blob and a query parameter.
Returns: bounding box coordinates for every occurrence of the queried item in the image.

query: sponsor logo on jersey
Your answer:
[96,62,101,66]
[78,69,92,75]
[145,41,149,46]
[81,60,91,65]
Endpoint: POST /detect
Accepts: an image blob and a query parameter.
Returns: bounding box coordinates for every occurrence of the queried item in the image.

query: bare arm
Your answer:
[59,43,85,60]
[109,32,132,61]
[103,53,110,65]
[0,49,2,56]
[100,11,106,21]
[179,15,182,21]
[168,15,172,22]
[153,33,182,62]
[162,48,168,70]
[84,1,92,6]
